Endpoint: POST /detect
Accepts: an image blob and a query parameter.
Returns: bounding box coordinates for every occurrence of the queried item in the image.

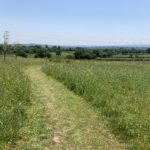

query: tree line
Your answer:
[0,44,150,59]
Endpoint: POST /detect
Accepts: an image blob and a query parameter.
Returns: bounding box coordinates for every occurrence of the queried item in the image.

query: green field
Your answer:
[0,58,53,149]
[0,60,31,149]
[0,58,150,149]
[112,54,150,58]
[43,61,150,149]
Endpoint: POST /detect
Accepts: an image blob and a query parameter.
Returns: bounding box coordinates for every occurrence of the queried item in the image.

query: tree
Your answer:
[14,44,28,58]
[74,49,96,59]
[34,47,51,58]
[0,45,3,54]
[34,48,45,58]
[45,52,51,59]
[56,50,62,56]
[3,31,9,60]
[93,50,100,57]
[51,46,58,52]
[52,46,62,56]
[146,48,150,54]
[16,50,28,58]
[103,49,114,57]
[14,43,19,59]
[129,53,133,58]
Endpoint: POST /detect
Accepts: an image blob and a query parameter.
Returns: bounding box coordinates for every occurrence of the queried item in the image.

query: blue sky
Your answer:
[0,0,150,46]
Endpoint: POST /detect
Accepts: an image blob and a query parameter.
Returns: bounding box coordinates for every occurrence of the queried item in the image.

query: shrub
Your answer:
[66,55,75,59]
[146,48,150,54]
[55,50,62,56]
[74,49,96,59]
[46,52,51,58]
[34,49,51,58]
[16,50,28,58]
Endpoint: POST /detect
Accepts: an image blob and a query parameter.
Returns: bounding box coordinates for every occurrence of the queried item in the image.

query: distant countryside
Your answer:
[1,44,150,61]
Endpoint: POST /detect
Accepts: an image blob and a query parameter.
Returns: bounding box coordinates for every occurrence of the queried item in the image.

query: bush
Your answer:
[99,50,114,58]
[16,50,28,58]
[146,48,150,54]
[74,49,96,59]
[34,49,45,58]
[46,52,51,58]
[93,50,100,57]
[0,45,3,54]
[66,55,75,59]
[55,50,62,56]
[34,49,51,58]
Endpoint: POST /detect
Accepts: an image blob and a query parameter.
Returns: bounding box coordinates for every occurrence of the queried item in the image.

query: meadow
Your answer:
[0,59,31,149]
[43,61,150,149]
[0,56,149,149]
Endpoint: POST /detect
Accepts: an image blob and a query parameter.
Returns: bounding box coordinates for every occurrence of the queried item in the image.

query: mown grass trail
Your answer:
[23,66,124,150]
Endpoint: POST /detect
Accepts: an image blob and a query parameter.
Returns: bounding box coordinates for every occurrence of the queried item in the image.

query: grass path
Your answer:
[22,66,124,150]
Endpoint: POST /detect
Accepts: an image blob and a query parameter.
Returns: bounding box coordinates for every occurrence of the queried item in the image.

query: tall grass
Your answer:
[0,61,31,149]
[43,61,150,150]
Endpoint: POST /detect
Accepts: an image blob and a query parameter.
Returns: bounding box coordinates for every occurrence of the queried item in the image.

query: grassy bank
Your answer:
[42,61,150,150]
[0,61,31,149]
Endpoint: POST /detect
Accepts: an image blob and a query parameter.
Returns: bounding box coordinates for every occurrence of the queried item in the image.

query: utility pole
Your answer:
[3,31,9,61]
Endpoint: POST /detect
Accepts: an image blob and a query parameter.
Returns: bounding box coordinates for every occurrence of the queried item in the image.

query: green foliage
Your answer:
[51,46,61,52]
[46,52,51,58]
[34,48,51,58]
[129,54,134,58]
[2,44,150,60]
[0,62,31,148]
[14,44,28,58]
[66,54,75,59]
[93,50,100,57]
[74,49,97,59]
[146,48,150,54]
[0,45,3,54]
[16,50,28,58]
[34,49,45,58]
[99,49,115,58]
[55,50,62,56]
[51,46,62,56]
[43,61,150,150]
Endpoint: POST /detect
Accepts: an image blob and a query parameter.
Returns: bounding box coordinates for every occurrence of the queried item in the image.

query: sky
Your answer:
[0,0,150,46]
